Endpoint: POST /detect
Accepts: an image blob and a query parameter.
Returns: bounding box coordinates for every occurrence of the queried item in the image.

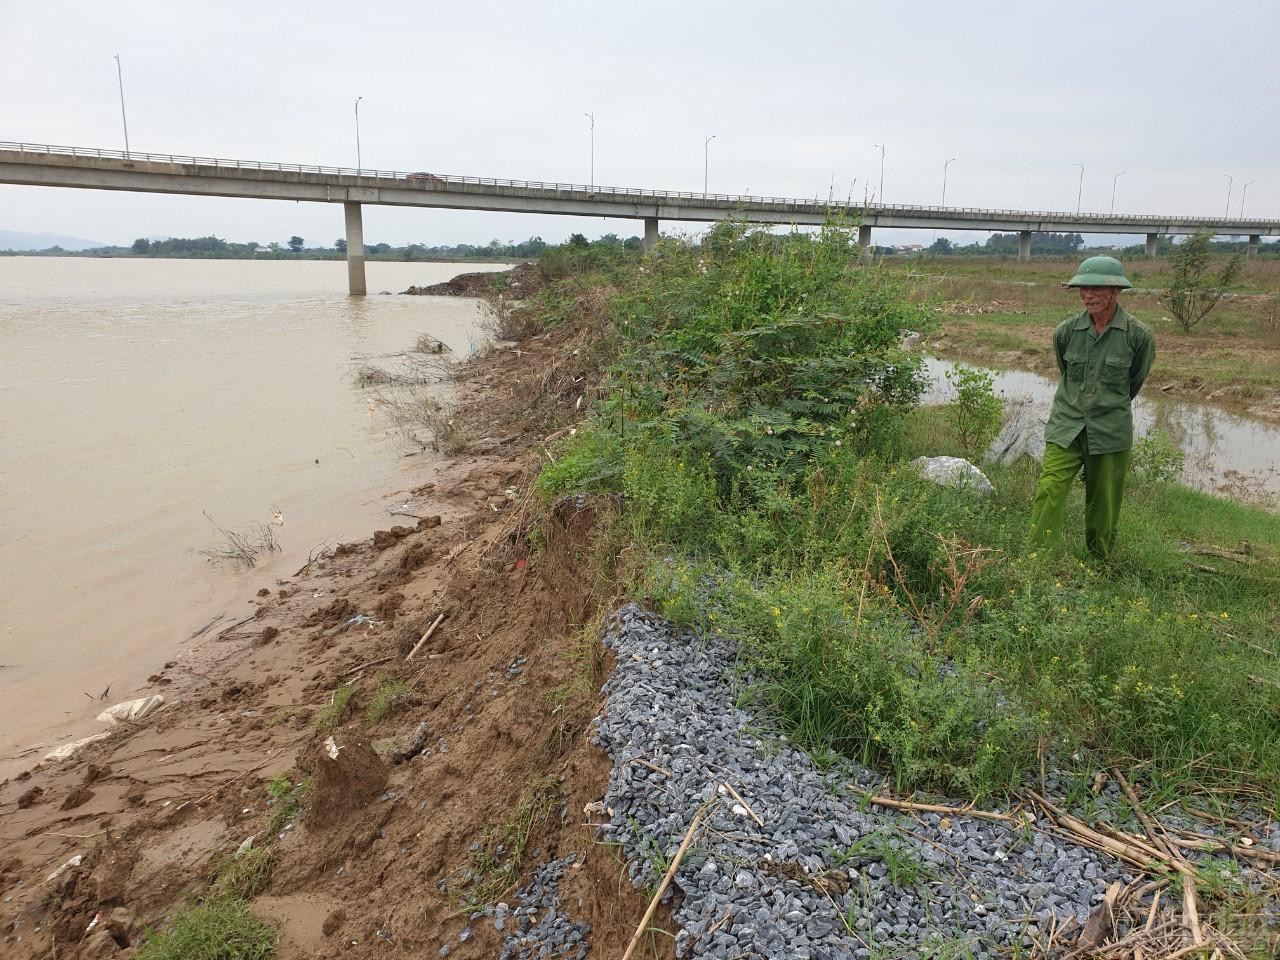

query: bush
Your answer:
[1131,430,1186,484]
[944,365,1003,461]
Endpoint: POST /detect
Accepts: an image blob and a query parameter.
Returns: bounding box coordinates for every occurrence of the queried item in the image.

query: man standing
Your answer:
[1029,255,1155,557]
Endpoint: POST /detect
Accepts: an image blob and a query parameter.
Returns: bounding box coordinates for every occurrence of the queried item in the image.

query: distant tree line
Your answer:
[3,234,604,261]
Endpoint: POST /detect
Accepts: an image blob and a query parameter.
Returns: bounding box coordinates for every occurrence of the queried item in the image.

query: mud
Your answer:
[0,300,665,958]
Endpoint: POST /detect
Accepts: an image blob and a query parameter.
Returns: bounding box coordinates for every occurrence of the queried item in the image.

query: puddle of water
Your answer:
[922,357,1280,497]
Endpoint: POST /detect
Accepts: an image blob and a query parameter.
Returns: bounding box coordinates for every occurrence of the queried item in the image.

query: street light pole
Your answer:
[1222,174,1233,218]
[942,157,956,207]
[704,135,716,194]
[1110,171,1125,215]
[874,144,885,203]
[354,96,363,171]
[1240,180,1255,218]
[1073,162,1085,215]
[584,113,594,189]
[113,54,131,157]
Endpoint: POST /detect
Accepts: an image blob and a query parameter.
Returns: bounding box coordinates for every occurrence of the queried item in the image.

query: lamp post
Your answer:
[703,135,716,194]
[584,113,594,189]
[1073,162,1085,215]
[1110,171,1125,215]
[354,96,363,171]
[874,144,885,203]
[1240,180,1255,218]
[1222,174,1233,218]
[941,157,956,207]
[113,54,131,157]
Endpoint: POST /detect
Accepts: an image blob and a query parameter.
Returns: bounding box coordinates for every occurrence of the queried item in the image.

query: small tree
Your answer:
[287,235,305,253]
[334,238,346,253]
[946,366,1004,461]
[1161,233,1242,332]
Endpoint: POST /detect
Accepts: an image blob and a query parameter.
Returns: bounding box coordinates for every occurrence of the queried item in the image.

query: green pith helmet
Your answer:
[1066,255,1132,288]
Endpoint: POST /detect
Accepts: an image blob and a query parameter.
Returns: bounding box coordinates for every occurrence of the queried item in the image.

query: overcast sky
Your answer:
[3,0,1277,248]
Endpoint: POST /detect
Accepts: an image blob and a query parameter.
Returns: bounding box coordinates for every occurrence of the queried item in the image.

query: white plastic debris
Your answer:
[324,735,341,760]
[45,854,83,884]
[43,733,111,763]
[96,694,165,725]
[236,835,255,855]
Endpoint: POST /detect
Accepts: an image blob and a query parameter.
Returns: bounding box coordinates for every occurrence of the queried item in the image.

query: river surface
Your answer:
[923,357,1280,496]
[0,257,505,766]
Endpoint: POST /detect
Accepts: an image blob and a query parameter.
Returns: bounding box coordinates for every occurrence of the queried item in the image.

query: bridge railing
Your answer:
[2,140,1277,228]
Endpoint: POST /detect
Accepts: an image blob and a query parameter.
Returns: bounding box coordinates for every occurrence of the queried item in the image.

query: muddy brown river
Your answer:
[0,257,505,769]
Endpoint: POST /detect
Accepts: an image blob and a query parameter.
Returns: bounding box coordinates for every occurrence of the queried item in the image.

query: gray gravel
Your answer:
[471,853,592,959]
[591,604,1130,959]
[489,601,1277,958]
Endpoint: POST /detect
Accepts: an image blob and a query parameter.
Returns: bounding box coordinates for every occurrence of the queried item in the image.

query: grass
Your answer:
[527,225,1280,811]
[449,776,560,910]
[310,682,357,732]
[365,678,407,726]
[135,894,277,960]
[266,774,306,834]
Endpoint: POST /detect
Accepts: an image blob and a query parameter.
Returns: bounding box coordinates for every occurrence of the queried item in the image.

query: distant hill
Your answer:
[0,229,111,251]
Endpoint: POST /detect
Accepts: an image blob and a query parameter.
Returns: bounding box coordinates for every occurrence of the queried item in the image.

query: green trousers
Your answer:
[1029,428,1132,557]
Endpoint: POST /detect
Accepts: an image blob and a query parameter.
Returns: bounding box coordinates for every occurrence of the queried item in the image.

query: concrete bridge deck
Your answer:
[4,141,1276,293]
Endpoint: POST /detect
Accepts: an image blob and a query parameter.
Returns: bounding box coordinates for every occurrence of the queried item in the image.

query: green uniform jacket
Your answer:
[1045,305,1155,454]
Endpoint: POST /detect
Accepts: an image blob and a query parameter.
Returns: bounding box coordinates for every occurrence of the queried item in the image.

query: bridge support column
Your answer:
[857,224,872,256]
[1145,233,1158,258]
[1247,234,1261,260]
[344,201,366,296]
[643,217,659,251]
[1018,230,1031,262]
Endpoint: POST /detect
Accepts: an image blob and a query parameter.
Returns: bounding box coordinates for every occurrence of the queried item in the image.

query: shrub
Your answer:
[944,365,1004,461]
[1161,233,1243,332]
[1131,430,1186,484]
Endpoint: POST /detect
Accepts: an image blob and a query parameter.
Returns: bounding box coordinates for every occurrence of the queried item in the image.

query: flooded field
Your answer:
[0,257,505,765]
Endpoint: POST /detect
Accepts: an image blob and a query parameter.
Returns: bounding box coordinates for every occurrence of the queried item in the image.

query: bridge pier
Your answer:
[1248,234,1261,259]
[1018,230,1031,262]
[643,217,659,252]
[344,201,366,296]
[1145,233,1158,258]
[857,224,872,255]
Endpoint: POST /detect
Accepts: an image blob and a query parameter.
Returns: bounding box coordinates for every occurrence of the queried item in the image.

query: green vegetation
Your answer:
[1163,232,1245,331]
[135,894,277,960]
[944,366,1004,460]
[365,678,407,725]
[450,777,560,910]
[311,682,357,732]
[266,774,307,834]
[526,223,1280,808]
[210,847,274,901]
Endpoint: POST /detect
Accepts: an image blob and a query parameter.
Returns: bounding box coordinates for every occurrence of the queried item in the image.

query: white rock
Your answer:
[910,456,995,496]
[43,733,111,762]
[96,694,165,725]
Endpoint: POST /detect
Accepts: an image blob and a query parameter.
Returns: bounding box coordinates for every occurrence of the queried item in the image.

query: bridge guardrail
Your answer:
[2,141,1277,228]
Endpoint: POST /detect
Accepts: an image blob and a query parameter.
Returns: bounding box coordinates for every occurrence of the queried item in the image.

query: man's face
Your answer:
[1079,286,1118,317]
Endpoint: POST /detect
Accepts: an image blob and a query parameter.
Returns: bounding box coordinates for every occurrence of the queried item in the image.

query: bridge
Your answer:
[4,141,1277,295]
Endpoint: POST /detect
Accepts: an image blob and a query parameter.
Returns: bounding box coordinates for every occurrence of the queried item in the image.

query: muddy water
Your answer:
[0,257,507,765]
[923,357,1280,496]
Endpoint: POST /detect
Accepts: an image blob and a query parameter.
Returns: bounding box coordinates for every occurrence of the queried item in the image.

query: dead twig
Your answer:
[853,786,1018,824]
[406,613,446,660]
[620,801,712,960]
[721,781,765,828]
